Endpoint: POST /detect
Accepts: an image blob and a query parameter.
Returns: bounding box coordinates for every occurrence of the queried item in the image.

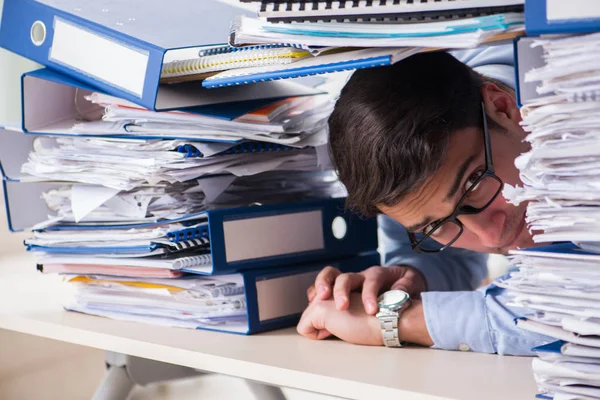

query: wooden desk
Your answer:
[0,253,537,400]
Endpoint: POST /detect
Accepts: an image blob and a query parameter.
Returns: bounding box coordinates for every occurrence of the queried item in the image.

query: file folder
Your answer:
[3,180,377,273]
[514,37,546,106]
[20,68,321,137]
[525,0,600,35]
[0,0,310,111]
[65,251,381,334]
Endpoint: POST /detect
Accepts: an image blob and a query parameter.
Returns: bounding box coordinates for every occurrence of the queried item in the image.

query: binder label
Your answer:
[223,210,325,262]
[49,18,149,97]
[256,270,318,321]
[547,0,600,21]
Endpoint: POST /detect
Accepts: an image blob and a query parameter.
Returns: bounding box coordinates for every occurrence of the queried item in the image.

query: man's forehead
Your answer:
[380,128,483,228]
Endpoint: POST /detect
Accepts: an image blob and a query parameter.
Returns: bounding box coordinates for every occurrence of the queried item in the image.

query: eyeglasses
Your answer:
[408,102,504,253]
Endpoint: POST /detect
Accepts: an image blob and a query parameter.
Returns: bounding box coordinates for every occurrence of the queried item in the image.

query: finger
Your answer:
[316,329,332,340]
[297,317,319,340]
[297,307,330,340]
[332,273,364,311]
[361,267,387,315]
[391,280,410,293]
[314,266,341,300]
[307,285,317,303]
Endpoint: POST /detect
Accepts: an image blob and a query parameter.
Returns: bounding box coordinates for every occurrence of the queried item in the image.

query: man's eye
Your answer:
[423,220,442,236]
[465,170,483,192]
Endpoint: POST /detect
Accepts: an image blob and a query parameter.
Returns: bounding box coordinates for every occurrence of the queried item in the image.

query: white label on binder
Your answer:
[223,210,325,263]
[50,18,149,97]
[256,270,318,321]
[547,0,600,21]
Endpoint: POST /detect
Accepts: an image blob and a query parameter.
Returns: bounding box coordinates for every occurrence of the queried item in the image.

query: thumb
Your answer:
[391,276,424,299]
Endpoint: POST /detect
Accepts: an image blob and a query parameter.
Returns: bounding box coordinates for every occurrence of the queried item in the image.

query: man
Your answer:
[296,45,552,355]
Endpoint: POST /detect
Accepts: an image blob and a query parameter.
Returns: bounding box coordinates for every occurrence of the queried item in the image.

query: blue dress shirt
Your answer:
[378,45,553,355]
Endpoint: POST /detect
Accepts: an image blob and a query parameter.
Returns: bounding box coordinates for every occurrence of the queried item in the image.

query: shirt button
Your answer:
[459,344,471,352]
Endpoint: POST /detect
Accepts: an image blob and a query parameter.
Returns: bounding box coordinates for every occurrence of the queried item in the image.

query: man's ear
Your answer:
[480,82,522,129]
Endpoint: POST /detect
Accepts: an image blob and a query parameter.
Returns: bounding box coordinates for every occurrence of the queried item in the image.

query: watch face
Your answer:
[377,290,410,310]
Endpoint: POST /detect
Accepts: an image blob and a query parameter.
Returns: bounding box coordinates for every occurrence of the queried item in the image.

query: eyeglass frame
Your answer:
[407,102,504,253]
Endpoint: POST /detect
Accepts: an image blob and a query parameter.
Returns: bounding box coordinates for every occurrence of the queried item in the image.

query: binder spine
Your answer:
[167,226,210,242]
[203,55,393,88]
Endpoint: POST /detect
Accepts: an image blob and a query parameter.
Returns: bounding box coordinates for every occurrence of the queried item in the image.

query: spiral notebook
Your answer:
[37,253,214,272]
[240,0,524,23]
[161,45,312,84]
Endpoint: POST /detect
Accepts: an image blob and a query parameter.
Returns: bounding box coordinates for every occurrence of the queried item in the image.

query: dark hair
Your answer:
[328,51,505,217]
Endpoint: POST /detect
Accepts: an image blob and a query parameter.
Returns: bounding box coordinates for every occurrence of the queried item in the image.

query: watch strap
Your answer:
[379,313,403,348]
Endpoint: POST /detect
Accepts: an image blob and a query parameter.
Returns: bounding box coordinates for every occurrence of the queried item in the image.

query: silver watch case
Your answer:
[376,291,411,348]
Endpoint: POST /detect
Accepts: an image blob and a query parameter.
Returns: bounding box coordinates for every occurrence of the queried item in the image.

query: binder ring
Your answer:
[30,21,46,46]
[332,216,347,240]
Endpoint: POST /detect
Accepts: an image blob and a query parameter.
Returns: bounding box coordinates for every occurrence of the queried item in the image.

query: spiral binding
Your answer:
[174,254,213,269]
[248,1,524,23]
[175,142,299,158]
[220,142,298,155]
[176,144,204,158]
[198,44,296,57]
[162,46,309,78]
[204,284,245,297]
[167,226,210,242]
[165,238,210,252]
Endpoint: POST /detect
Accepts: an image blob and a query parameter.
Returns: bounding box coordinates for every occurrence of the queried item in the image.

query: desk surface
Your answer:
[0,253,537,400]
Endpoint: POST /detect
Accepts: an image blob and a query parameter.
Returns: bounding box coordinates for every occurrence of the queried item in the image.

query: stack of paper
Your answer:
[498,245,600,399]
[189,1,526,88]
[72,91,333,145]
[504,34,600,245]
[501,32,600,399]
[21,136,325,191]
[30,170,344,227]
[63,273,249,330]
[24,169,343,268]
[532,341,600,400]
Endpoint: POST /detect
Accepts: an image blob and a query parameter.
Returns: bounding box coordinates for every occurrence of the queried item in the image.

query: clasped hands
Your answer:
[297,265,433,347]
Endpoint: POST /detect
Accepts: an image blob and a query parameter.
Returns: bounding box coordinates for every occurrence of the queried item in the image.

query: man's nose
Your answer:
[458,209,506,249]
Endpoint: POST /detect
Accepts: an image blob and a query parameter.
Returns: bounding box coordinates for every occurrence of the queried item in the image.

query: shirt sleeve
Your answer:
[421,279,554,355]
[378,214,489,292]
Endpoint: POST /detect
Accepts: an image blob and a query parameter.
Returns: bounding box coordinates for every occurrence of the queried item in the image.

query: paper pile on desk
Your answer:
[499,244,600,400]
[27,170,343,270]
[504,33,600,245]
[501,32,600,400]
[63,272,251,331]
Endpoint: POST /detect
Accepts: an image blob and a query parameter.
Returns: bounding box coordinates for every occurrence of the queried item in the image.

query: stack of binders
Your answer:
[501,2,600,398]
[0,0,527,95]
[0,0,380,334]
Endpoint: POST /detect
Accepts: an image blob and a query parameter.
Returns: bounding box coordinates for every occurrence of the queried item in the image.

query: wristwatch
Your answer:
[375,290,411,348]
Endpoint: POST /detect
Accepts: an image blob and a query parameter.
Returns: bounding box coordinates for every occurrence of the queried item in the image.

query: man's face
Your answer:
[380,92,534,255]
